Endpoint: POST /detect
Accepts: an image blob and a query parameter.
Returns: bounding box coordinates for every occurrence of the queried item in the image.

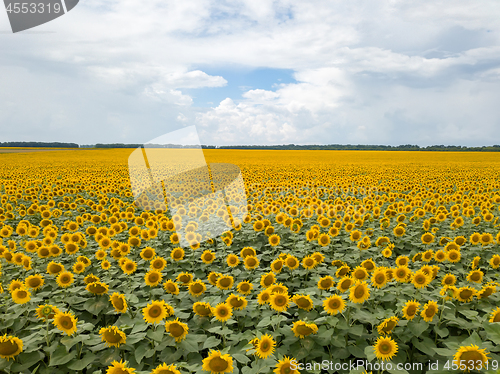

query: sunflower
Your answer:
[165,318,189,342]
[144,270,163,287]
[350,230,362,242]
[226,254,240,267]
[291,294,314,311]
[140,246,156,261]
[274,356,300,374]
[257,290,272,305]
[371,268,388,289]
[292,320,318,339]
[84,274,100,284]
[395,256,409,267]
[373,336,398,361]
[170,247,184,261]
[454,286,476,303]
[466,269,483,283]
[46,261,64,275]
[441,273,456,286]
[213,303,232,322]
[420,300,439,322]
[142,300,172,324]
[270,259,284,273]
[151,363,181,374]
[360,259,376,273]
[35,304,60,320]
[317,233,330,247]
[244,255,259,270]
[101,260,111,270]
[402,300,420,320]
[269,293,290,312]
[99,326,126,347]
[202,350,234,374]
[318,276,334,290]
[256,334,276,359]
[480,233,494,246]
[86,281,109,295]
[24,274,44,290]
[352,266,369,281]
[470,256,481,270]
[453,345,490,373]
[240,246,256,258]
[106,360,136,374]
[300,255,316,270]
[285,255,300,270]
[193,301,213,317]
[323,294,345,315]
[490,255,500,269]
[11,287,31,304]
[478,285,496,299]
[434,250,446,262]
[226,293,248,310]
[377,316,399,335]
[150,256,167,271]
[489,307,500,323]
[349,281,370,304]
[53,311,78,335]
[109,293,127,313]
[335,265,350,278]
[337,277,354,293]
[201,250,216,264]
[269,234,281,247]
[0,334,23,361]
[188,280,206,297]
[446,249,461,263]
[216,275,234,290]
[121,259,137,275]
[412,270,431,289]
[237,280,253,295]
[56,271,74,288]
[421,232,435,244]
[260,272,276,288]
[269,283,288,294]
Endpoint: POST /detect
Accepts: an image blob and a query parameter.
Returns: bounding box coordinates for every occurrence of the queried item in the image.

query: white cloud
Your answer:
[0,0,499,145]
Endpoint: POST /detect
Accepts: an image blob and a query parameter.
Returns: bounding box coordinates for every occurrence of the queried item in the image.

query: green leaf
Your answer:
[83,298,108,315]
[147,328,164,342]
[203,336,222,349]
[180,336,199,353]
[67,353,96,370]
[49,345,76,366]
[483,323,500,345]
[348,344,366,358]
[349,324,364,336]
[256,317,271,328]
[433,347,456,357]
[134,344,150,364]
[408,319,428,337]
[233,353,250,364]
[364,345,376,362]
[434,325,449,338]
[131,321,148,334]
[458,309,478,319]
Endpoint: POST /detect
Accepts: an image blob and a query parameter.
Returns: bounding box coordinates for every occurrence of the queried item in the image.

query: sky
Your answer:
[1,0,500,146]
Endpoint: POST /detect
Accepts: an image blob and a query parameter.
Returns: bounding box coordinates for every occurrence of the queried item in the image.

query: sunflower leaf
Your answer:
[203,336,221,349]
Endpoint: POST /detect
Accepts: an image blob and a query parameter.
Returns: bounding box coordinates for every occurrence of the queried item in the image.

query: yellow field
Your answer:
[1,149,500,374]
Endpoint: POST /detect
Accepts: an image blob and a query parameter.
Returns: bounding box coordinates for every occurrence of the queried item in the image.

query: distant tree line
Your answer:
[217,144,500,151]
[0,141,79,148]
[3,142,500,152]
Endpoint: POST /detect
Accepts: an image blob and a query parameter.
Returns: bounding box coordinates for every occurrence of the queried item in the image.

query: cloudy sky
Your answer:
[1,0,500,146]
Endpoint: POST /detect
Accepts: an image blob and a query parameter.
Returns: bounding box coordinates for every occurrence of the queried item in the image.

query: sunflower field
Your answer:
[1,149,500,374]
